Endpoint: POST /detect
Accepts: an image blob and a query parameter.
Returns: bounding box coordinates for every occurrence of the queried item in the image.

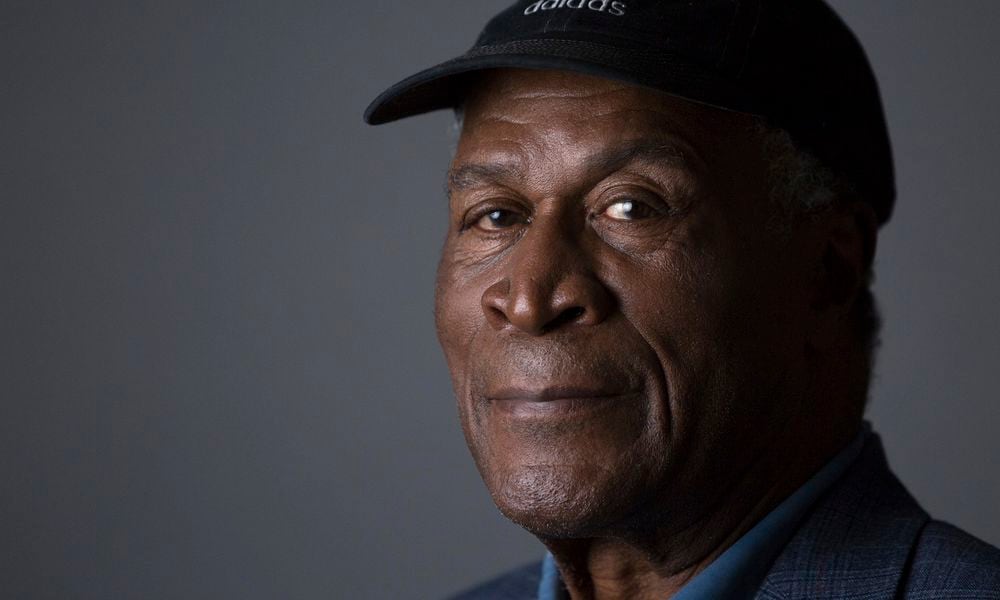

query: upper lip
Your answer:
[487,385,635,402]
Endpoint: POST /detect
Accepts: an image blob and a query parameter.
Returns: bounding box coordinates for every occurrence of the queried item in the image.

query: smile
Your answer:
[487,386,640,419]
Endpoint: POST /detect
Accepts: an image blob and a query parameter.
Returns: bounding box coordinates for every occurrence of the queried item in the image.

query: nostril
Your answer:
[484,305,509,330]
[541,306,586,332]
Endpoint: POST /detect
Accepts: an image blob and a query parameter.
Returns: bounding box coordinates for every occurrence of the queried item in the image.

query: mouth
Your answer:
[486,385,640,419]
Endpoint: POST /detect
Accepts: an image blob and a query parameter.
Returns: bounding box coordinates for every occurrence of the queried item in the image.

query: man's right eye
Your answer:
[471,209,526,232]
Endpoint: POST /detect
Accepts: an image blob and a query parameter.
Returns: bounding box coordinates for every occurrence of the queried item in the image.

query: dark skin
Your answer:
[434,69,876,599]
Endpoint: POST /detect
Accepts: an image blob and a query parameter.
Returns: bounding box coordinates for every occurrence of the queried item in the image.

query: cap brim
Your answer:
[364,42,745,125]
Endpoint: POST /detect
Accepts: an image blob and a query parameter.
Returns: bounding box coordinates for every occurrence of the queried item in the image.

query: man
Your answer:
[365,1,1000,598]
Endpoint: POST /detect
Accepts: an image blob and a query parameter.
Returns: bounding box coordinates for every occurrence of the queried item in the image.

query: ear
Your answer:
[807,200,878,351]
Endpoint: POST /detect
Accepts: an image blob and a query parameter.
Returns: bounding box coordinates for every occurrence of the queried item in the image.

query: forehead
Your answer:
[455,68,757,170]
[452,68,767,205]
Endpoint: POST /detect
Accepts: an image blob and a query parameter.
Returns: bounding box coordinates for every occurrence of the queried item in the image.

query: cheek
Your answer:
[606,236,714,370]
[606,228,762,428]
[434,257,492,437]
[629,236,807,453]
[434,258,480,360]
[433,273,486,474]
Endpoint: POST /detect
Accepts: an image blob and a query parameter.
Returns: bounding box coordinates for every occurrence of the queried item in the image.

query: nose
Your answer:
[480,219,614,335]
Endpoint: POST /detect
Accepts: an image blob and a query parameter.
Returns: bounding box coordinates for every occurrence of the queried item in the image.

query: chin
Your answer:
[483,462,644,539]
[458,384,670,539]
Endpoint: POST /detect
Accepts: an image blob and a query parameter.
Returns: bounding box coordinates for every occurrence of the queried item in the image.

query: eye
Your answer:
[601,198,662,221]
[470,208,528,232]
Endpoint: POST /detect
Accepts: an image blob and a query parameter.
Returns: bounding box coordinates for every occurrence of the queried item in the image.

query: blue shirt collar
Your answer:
[538,423,870,600]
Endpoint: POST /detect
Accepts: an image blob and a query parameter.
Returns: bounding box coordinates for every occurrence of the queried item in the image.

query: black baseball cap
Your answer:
[364,0,895,225]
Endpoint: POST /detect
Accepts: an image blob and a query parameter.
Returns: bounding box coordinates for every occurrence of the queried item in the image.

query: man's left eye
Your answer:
[602,199,660,221]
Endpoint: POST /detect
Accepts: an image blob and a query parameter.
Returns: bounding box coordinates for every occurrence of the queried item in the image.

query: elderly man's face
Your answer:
[435,69,819,538]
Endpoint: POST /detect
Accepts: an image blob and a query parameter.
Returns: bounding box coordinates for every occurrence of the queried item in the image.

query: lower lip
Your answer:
[489,393,636,419]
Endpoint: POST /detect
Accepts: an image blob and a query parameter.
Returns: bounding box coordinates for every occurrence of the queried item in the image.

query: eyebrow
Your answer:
[446,141,695,197]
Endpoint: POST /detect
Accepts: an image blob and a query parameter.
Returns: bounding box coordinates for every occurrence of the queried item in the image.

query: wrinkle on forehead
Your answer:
[458,69,740,154]
[459,103,694,160]
[451,69,761,201]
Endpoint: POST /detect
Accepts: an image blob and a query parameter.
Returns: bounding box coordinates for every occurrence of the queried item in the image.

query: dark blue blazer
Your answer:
[450,434,1000,599]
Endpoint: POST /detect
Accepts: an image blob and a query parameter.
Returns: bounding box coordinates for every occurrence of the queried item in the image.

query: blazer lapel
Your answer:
[754,433,929,600]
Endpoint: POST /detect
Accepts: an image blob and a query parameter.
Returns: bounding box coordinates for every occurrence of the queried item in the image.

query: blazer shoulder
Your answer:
[901,520,1000,598]
[446,560,542,600]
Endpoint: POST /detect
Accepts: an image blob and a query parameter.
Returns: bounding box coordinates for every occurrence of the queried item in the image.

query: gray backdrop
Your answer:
[3,1,998,599]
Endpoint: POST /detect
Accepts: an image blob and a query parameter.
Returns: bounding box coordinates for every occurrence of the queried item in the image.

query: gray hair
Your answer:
[758,124,841,219]
[756,119,881,393]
